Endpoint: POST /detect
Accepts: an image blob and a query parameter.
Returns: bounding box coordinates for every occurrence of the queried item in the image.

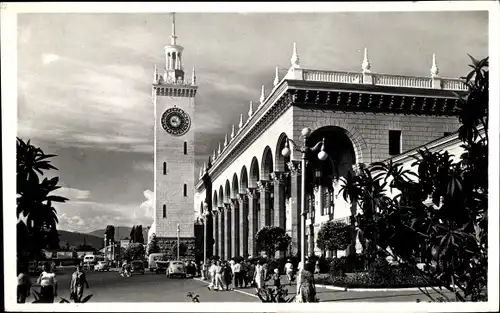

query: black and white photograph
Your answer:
[2,2,499,312]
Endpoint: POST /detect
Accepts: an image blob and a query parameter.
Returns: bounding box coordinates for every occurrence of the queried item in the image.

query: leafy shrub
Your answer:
[329,255,367,276]
[324,270,429,288]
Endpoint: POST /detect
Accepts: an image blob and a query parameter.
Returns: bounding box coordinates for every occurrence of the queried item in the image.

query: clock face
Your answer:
[161,107,191,136]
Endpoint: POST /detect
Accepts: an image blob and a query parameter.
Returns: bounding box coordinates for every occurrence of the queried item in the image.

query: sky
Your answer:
[16,11,488,234]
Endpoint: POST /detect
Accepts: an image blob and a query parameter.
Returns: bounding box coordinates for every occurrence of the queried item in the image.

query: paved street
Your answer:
[24,268,454,303]
[26,268,259,303]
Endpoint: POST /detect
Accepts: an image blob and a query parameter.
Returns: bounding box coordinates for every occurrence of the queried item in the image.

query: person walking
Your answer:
[223,262,233,291]
[214,261,224,291]
[314,260,320,275]
[297,261,317,303]
[284,259,294,285]
[272,268,281,290]
[207,261,216,290]
[233,260,241,288]
[37,262,58,303]
[253,259,265,291]
[240,260,248,288]
[296,261,303,295]
[70,265,90,303]
[17,263,31,303]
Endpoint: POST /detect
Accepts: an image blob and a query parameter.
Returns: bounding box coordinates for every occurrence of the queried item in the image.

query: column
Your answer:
[246,187,259,257]
[257,180,273,229]
[218,207,225,259]
[287,161,302,257]
[213,211,219,257]
[271,171,287,258]
[238,193,249,258]
[230,199,239,258]
[224,203,232,260]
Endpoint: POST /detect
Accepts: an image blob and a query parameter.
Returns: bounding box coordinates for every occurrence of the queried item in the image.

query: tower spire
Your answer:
[171,12,177,45]
[430,53,439,77]
[362,47,371,73]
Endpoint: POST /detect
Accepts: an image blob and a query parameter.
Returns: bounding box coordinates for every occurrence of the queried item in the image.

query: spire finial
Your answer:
[259,85,266,105]
[153,64,158,83]
[273,67,280,87]
[362,47,371,72]
[218,143,221,155]
[430,53,439,77]
[290,42,300,68]
[202,162,206,173]
[231,125,235,139]
[248,100,254,118]
[191,66,196,85]
[238,113,244,131]
[224,134,228,147]
[170,13,178,45]
[213,150,217,160]
[199,166,202,178]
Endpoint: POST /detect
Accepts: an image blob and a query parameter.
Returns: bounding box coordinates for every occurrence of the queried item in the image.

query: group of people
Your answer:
[17,262,90,303]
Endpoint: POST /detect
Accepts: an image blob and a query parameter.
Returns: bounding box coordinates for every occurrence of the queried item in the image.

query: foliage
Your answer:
[17,138,68,261]
[329,255,367,276]
[316,221,350,255]
[338,56,488,302]
[146,233,160,256]
[255,226,291,257]
[76,244,96,252]
[129,226,136,243]
[171,242,188,258]
[123,242,145,260]
[323,269,432,289]
[186,292,200,303]
[134,225,144,244]
[105,225,115,243]
[256,286,295,303]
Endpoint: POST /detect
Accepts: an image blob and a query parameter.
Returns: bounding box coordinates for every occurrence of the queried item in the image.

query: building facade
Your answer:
[149,14,198,257]
[194,45,467,260]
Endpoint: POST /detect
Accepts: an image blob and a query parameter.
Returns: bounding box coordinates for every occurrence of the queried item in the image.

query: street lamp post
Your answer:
[281,127,327,268]
[177,223,180,261]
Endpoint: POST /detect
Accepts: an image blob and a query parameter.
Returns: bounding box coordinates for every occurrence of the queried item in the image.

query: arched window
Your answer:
[183,184,187,197]
[163,204,166,218]
[163,162,167,175]
[183,141,187,155]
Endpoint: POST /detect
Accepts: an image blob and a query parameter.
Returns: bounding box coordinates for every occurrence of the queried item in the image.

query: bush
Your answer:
[329,254,367,276]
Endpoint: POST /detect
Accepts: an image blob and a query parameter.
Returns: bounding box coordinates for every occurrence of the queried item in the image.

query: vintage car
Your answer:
[155,261,169,274]
[130,260,145,275]
[94,261,110,272]
[166,261,187,278]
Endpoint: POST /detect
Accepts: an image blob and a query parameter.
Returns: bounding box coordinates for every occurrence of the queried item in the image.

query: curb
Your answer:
[314,283,456,292]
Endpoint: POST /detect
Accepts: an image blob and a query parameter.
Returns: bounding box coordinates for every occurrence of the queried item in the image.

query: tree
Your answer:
[255,226,291,257]
[123,242,145,260]
[316,221,350,257]
[171,242,188,259]
[339,56,488,302]
[16,138,68,261]
[129,226,136,243]
[146,233,160,256]
[105,225,115,244]
[134,225,144,244]
[76,244,96,252]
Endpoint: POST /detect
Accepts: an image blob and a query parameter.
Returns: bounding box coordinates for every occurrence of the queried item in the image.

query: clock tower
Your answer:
[150,13,198,257]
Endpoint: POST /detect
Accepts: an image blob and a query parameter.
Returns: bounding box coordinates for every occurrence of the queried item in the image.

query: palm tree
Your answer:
[16,138,68,259]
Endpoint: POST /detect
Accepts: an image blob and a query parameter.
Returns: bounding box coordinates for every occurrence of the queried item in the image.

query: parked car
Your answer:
[167,261,187,278]
[130,260,145,275]
[155,261,169,274]
[94,261,110,272]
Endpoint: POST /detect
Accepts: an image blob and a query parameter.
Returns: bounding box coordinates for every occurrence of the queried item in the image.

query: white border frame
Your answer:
[2,2,499,312]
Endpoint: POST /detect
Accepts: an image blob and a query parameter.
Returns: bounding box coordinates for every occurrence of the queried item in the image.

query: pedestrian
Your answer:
[200,261,206,280]
[253,259,265,291]
[240,260,248,288]
[272,268,281,290]
[233,260,241,288]
[17,263,31,303]
[214,261,224,291]
[223,262,233,290]
[247,260,256,287]
[284,259,294,285]
[262,260,269,282]
[37,262,58,303]
[207,261,216,290]
[70,264,90,303]
[297,261,317,303]
[296,261,303,295]
[314,260,320,275]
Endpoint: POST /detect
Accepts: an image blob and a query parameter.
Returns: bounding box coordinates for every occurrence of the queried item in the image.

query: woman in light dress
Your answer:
[297,261,317,303]
[253,259,265,291]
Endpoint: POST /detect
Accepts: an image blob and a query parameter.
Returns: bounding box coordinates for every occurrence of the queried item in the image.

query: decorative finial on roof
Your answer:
[248,100,254,118]
[231,124,235,139]
[224,134,228,147]
[199,166,203,178]
[213,150,216,160]
[202,162,206,174]
[259,85,266,105]
[290,42,300,68]
[238,113,244,132]
[218,143,221,155]
[273,67,280,87]
[362,47,371,73]
[430,53,439,77]
[191,66,196,85]
[153,65,158,83]
[207,156,212,168]
[170,13,177,45]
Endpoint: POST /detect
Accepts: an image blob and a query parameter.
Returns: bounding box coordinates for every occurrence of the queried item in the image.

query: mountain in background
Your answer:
[87,226,148,242]
[58,230,104,249]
